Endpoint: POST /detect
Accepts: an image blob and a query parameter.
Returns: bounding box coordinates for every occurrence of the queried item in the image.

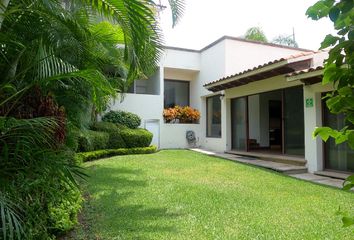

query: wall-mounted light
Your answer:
[219,94,225,100]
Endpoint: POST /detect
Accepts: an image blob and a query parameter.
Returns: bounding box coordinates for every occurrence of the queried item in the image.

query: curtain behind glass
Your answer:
[164,80,189,108]
[231,97,247,150]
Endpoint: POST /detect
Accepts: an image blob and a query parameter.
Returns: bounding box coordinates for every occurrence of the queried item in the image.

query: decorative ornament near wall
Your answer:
[186,130,197,147]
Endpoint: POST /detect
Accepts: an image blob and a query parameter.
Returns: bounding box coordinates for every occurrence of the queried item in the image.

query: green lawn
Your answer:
[72,150,354,239]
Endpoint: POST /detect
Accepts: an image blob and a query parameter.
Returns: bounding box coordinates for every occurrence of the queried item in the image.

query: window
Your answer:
[207,95,222,138]
[126,71,160,95]
[164,80,190,108]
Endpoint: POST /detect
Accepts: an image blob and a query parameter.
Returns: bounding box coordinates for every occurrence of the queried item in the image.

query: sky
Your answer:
[158,0,335,51]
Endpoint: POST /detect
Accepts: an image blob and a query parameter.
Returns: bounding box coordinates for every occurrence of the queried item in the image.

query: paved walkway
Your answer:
[190,148,346,189]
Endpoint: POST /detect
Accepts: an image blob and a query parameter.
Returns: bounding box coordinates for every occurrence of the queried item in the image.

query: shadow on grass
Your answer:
[76,165,181,239]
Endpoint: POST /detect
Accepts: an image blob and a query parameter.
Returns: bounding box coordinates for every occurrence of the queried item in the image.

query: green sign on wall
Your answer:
[306,98,314,108]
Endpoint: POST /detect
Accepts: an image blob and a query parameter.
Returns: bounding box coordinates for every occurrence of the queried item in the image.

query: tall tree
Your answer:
[272,35,299,47]
[307,0,354,227]
[244,27,268,42]
[0,0,184,238]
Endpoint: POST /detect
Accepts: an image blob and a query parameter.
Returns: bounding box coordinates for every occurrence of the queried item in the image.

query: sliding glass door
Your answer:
[283,87,305,155]
[324,106,354,172]
[231,97,247,151]
[230,87,305,156]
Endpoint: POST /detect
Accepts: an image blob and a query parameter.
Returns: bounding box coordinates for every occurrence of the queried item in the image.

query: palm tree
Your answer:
[272,35,299,47]
[244,27,268,43]
[0,0,184,238]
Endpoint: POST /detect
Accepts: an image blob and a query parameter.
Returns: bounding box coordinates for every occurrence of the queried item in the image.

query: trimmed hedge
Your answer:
[90,121,118,132]
[75,146,157,163]
[107,130,126,149]
[90,122,126,149]
[78,130,109,152]
[102,110,141,129]
[121,128,153,148]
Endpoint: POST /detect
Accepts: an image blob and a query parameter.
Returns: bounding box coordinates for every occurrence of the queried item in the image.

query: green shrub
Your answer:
[75,146,157,163]
[78,130,109,152]
[102,110,141,129]
[107,130,126,149]
[90,121,118,132]
[121,128,153,148]
[65,126,80,152]
[0,118,85,239]
[90,122,126,149]
[115,123,129,130]
[48,182,82,233]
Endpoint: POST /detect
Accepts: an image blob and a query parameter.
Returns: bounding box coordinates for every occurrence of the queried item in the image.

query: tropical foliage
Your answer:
[0,0,184,238]
[244,27,300,48]
[244,27,268,43]
[102,110,141,129]
[163,105,200,123]
[306,0,354,227]
[272,35,299,47]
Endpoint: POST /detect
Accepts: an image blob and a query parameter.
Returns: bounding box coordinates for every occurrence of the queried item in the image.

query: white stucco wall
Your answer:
[195,41,227,152]
[303,82,333,172]
[160,123,202,149]
[163,48,200,71]
[197,41,227,98]
[224,39,309,76]
[110,93,163,126]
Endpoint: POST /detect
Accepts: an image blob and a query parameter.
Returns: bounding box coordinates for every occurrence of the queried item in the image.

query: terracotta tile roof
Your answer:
[286,66,324,77]
[203,51,316,88]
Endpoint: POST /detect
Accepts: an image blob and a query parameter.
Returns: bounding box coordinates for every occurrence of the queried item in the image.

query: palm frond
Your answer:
[0,193,24,240]
[167,0,185,27]
[82,0,162,78]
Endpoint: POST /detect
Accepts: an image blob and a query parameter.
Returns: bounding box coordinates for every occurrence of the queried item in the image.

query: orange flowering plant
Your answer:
[163,106,200,123]
[163,107,178,123]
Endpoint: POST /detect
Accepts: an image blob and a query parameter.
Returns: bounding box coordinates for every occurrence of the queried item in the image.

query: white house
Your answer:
[110,36,353,174]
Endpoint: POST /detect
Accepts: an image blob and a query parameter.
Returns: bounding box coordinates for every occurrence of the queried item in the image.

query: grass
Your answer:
[70,150,354,239]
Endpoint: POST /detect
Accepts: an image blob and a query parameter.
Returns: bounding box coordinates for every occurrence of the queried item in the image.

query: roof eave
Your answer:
[286,69,323,82]
[204,60,288,90]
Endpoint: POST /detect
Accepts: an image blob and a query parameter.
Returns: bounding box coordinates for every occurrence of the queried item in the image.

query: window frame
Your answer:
[164,79,190,108]
[206,94,222,138]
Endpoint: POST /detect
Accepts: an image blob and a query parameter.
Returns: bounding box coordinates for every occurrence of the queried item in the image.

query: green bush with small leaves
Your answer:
[90,121,118,132]
[78,130,110,152]
[48,183,82,233]
[90,122,126,149]
[107,130,126,149]
[102,110,141,129]
[121,128,153,148]
[75,146,157,163]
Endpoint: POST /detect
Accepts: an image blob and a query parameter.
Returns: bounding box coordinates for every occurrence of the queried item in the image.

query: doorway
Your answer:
[145,119,160,148]
[231,86,304,156]
[323,102,354,172]
[268,100,282,151]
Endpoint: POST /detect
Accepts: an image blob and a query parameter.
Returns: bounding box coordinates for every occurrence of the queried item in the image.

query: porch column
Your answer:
[303,85,323,172]
[223,96,231,151]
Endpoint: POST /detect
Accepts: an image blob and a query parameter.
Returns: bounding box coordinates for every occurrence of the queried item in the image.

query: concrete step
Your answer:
[314,171,351,180]
[190,149,350,190]
[225,150,307,166]
[290,173,346,189]
[211,152,308,175]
